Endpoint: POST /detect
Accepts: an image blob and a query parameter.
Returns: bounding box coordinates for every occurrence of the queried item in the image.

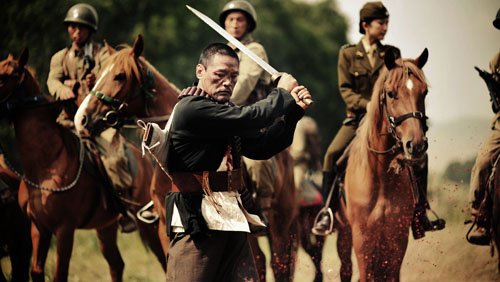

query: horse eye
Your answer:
[387,91,394,98]
[114,73,126,81]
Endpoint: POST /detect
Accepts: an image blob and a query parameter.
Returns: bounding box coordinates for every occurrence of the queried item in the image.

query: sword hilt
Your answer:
[271,73,314,106]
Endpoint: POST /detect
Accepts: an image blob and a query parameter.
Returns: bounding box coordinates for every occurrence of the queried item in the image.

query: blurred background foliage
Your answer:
[0,0,348,155]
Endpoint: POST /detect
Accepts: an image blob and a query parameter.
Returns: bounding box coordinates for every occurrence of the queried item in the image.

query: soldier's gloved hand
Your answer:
[291,86,312,110]
[277,73,298,93]
[178,86,207,99]
[85,73,96,89]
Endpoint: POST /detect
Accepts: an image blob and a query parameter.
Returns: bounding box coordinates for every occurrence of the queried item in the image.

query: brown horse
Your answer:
[0,49,164,281]
[343,48,429,281]
[0,156,31,282]
[74,35,300,280]
[246,150,299,282]
[74,35,180,257]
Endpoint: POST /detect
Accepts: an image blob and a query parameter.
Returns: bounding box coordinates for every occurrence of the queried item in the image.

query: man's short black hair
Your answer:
[198,43,239,67]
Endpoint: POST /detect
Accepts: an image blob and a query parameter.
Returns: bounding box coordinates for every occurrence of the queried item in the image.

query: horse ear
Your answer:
[104,39,116,55]
[416,48,429,69]
[18,48,29,68]
[384,47,399,70]
[132,34,144,58]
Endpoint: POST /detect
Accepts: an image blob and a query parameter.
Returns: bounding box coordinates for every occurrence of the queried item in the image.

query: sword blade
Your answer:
[186,5,280,76]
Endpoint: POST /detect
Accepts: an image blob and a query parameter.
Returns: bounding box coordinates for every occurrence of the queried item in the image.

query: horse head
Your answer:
[377,48,429,160]
[0,49,30,104]
[74,34,153,136]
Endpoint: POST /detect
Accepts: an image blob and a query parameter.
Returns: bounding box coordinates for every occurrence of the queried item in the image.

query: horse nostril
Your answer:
[81,115,88,127]
[405,140,414,155]
[422,138,429,153]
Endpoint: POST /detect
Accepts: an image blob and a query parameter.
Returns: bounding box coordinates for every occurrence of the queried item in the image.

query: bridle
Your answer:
[89,57,156,128]
[368,69,428,155]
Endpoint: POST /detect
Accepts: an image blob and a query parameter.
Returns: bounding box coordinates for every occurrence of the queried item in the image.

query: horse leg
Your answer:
[337,223,353,282]
[95,222,124,282]
[299,207,324,282]
[135,220,166,271]
[269,222,298,282]
[53,228,76,282]
[350,220,375,282]
[248,235,266,282]
[30,222,52,282]
[7,203,31,282]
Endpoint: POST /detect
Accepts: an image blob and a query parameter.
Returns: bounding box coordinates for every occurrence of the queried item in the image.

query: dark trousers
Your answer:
[166,231,258,282]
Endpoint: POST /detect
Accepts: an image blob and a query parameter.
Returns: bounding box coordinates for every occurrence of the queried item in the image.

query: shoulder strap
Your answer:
[61,47,70,78]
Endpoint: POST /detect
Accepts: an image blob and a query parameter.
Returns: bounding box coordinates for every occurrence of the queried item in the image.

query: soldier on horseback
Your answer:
[312,1,445,239]
[47,3,136,233]
[467,8,500,246]
[219,0,275,226]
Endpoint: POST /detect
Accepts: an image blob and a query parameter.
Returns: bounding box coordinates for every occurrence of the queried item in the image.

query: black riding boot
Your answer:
[411,160,445,239]
[312,170,339,236]
[468,195,492,246]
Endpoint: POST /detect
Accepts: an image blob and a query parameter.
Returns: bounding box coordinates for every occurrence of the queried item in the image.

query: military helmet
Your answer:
[359,1,389,34]
[494,8,500,30]
[219,0,257,33]
[64,3,98,32]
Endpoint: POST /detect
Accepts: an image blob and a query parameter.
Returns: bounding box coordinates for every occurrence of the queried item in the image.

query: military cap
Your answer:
[360,1,389,21]
[494,8,500,30]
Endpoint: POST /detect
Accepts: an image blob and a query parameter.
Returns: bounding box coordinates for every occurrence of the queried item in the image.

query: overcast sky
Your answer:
[334,0,500,123]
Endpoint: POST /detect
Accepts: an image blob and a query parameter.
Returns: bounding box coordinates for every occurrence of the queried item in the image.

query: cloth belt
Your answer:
[171,169,243,193]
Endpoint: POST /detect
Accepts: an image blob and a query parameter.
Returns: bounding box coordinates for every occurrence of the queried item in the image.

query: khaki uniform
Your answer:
[228,34,275,209]
[47,42,132,190]
[469,52,500,209]
[323,40,398,172]
[47,42,109,102]
[229,34,271,106]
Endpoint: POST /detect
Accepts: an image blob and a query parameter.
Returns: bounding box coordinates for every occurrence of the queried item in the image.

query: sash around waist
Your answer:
[171,169,243,193]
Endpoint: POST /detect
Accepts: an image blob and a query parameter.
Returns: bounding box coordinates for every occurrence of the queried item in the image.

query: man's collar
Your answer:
[361,36,378,53]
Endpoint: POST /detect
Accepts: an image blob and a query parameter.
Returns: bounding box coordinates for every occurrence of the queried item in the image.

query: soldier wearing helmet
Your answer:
[219,0,275,231]
[47,3,110,110]
[313,1,444,239]
[46,3,136,233]
[467,8,500,246]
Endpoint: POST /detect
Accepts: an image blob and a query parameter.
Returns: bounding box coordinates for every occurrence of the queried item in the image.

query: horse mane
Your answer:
[110,46,180,96]
[347,58,428,174]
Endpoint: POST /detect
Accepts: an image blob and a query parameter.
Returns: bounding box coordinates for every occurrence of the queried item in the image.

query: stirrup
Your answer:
[136,200,159,224]
[311,207,334,236]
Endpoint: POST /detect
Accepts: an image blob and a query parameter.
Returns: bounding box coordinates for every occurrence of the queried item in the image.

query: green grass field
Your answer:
[2,177,499,281]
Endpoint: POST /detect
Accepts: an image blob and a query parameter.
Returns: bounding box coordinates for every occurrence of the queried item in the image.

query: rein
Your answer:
[0,137,85,193]
[89,58,157,128]
[0,65,86,192]
[367,68,427,155]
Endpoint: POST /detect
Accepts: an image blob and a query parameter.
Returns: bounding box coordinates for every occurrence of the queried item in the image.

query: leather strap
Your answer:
[171,169,243,193]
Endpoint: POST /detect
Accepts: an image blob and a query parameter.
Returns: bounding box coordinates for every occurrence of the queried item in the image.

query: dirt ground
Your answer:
[290,223,499,282]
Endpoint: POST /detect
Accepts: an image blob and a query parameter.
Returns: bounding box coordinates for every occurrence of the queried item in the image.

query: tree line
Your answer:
[1,0,348,154]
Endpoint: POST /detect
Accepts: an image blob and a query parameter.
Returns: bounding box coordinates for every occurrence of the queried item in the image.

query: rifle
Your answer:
[474,66,500,113]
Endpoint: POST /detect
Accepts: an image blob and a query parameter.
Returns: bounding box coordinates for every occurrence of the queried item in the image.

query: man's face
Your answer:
[365,18,389,41]
[196,54,239,103]
[224,11,248,39]
[67,23,91,47]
